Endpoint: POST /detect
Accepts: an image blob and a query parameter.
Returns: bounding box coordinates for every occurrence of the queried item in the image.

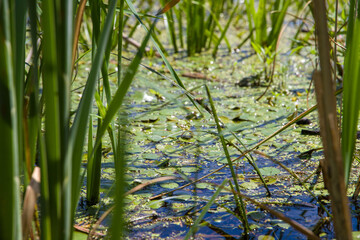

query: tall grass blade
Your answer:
[244,0,255,42]
[66,0,119,235]
[60,1,75,238]
[27,1,50,238]
[175,4,184,48]
[186,0,194,55]
[13,0,27,177]
[27,0,41,172]
[110,2,127,236]
[0,0,21,239]
[39,0,64,238]
[342,17,360,183]
[91,20,155,158]
[230,133,270,196]
[110,115,128,239]
[267,0,290,48]
[160,0,178,52]
[205,84,250,233]
[125,0,202,114]
[184,180,227,239]
[86,0,108,206]
[255,0,266,45]
[212,3,238,57]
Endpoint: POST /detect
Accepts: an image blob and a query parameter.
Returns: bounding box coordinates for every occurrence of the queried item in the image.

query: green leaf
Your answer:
[342,18,360,184]
[259,167,281,176]
[258,235,275,240]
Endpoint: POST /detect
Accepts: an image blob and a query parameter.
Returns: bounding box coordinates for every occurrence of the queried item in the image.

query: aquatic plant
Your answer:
[2,0,360,239]
[341,0,360,185]
[244,0,290,84]
[158,0,233,56]
[312,1,352,239]
[0,0,156,238]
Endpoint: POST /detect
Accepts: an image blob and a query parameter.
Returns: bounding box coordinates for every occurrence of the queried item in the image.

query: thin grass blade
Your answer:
[67,0,119,223]
[212,3,238,57]
[91,20,155,159]
[205,84,250,233]
[184,180,227,239]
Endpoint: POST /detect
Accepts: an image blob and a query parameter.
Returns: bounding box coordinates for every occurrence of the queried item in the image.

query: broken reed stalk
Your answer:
[313,0,352,239]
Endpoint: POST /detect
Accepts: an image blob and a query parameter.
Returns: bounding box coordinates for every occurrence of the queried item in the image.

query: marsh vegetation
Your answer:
[1,0,360,239]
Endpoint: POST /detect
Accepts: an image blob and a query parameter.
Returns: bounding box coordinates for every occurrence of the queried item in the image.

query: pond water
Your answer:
[73,31,360,240]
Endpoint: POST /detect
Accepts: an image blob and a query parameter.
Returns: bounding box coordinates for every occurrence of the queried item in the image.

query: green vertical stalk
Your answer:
[346,0,357,48]
[244,0,255,43]
[184,180,227,239]
[59,1,74,238]
[110,118,128,239]
[0,0,21,239]
[205,0,222,49]
[13,0,27,180]
[27,0,40,172]
[255,0,266,45]
[195,0,205,53]
[111,1,126,237]
[267,0,290,49]
[41,0,63,238]
[161,0,178,52]
[57,0,73,152]
[205,85,250,233]
[116,0,125,151]
[186,0,194,55]
[342,16,360,183]
[68,0,119,219]
[27,1,48,237]
[87,118,102,205]
[175,5,184,48]
[117,0,125,84]
[86,0,103,206]
[212,3,238,57]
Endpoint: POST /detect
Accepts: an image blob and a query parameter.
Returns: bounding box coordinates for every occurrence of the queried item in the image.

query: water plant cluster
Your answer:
[1,0,360,239]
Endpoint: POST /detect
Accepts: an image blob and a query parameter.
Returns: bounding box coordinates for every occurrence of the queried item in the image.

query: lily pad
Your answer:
[196,182,214,190]
[147,200,164,209]
[251,176,277,185]
[181,167,199,173]
[160,182,179,189]
[259,167,281,176]
[139,116,159,123]
[240,181,258,189]
[143,153,159,160]
[273,222,291,229]
[248,211,266,221]
[258,235,275,240]
[147,135,163,142]
[219,116,232,123]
